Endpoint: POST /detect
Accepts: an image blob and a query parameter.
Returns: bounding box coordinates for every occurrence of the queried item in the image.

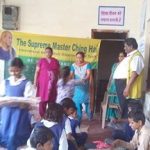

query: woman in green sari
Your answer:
[106,52,125,121]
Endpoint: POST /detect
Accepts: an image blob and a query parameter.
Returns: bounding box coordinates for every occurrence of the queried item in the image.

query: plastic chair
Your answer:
[100,91,117,129]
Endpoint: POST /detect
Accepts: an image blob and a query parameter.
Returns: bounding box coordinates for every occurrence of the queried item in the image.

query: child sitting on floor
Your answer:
[33,103,68,150]
[29,126,53,150]
[111,110,150,150]
[68,106,88,149]
[110,102,143,143]
[60,98,78,150]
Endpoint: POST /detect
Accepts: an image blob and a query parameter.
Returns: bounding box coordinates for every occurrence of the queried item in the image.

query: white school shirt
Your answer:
[41,119,68,150]
[113,50,144,79]
[65,117,72,134]
[68,116,81,133]
[0,75,34,97]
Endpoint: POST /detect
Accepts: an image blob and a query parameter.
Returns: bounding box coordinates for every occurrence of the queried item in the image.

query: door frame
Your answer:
[91,29,129,112]
[144,19,150,90]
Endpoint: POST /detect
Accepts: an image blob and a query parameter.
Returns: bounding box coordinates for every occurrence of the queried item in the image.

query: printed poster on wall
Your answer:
[6,31,101,81]
[98,6,125,26]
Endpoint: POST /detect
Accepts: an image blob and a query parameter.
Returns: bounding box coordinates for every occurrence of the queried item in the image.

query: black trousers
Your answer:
[115,79,128,118]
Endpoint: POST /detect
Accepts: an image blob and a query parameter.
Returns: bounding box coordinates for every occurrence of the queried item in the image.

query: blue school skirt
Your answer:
[0,106,32,150]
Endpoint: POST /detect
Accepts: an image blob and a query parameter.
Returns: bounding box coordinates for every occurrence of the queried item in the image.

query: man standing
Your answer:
[113,38,144,118]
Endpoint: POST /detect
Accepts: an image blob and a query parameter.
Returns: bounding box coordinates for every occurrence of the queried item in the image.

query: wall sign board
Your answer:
[98,6,125,26]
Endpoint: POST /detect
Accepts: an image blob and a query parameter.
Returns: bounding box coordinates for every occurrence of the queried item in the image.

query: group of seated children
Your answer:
[0,57,87,150]
[28,99,87,150]
[60,98,88,149]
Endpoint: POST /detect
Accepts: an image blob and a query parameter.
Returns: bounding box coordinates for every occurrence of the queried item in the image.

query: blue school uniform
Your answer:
[0,107,31,150]
[0,77,32,150]
[69,117,79,136]
[62,114,67,128]
[35,122,62,150]
[62,115,77,150]
[69,117,87,146]
[36,120,68,150]
[50,124,64,150]
[0,76,33,97]
[5,79,28,96]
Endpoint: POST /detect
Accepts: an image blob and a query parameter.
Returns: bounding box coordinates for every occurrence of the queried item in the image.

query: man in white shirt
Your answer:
[113,38,144,118]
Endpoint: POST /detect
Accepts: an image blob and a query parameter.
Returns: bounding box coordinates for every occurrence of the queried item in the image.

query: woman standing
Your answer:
[106,52,125,121]
[70,51,92,121]
[0,30,16,61]
[34,47,60,117]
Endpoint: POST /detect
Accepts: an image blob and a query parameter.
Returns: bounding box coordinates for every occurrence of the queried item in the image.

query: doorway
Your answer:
[91,29,129,112]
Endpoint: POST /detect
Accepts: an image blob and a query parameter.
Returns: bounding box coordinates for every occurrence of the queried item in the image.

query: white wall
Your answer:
[0,0,143,39]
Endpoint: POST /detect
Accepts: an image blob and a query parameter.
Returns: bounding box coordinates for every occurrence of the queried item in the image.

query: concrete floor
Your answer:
[0,113,112,150]
[80,113,112,150]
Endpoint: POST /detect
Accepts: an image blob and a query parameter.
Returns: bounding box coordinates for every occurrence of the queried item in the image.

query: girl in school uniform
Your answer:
[34,103,68,150]
[29,126,53,150]
[68,106,88,149]
[0,57,33,97]
[56,66,84,104]
[0,57,34,150]
[60,98,80,150]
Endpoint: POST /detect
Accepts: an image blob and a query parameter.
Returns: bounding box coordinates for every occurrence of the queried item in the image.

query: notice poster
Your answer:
[98,6,125,26]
